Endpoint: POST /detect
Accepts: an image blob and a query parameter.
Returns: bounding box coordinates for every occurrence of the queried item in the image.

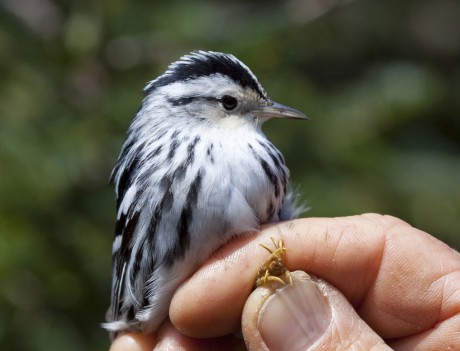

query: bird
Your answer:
[103,50,307,338]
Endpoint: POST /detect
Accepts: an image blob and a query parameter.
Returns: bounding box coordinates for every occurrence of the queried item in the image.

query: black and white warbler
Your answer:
[103,51,307,338]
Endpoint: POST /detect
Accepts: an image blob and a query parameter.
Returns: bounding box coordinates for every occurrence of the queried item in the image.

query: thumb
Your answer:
[242,271,392,351]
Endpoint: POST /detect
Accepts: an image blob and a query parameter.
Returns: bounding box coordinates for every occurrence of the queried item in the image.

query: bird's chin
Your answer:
[216,115,253,129]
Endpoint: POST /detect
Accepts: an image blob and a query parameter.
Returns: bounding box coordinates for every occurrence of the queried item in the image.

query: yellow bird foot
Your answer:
[255,237,293,288]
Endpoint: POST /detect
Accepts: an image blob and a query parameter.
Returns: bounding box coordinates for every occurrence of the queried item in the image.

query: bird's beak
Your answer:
[257,100,309,121]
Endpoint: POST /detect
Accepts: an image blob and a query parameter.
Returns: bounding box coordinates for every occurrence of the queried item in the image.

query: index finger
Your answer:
[169,214,460,341]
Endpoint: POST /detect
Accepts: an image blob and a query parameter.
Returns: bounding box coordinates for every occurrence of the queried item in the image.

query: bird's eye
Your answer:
[221,95,238,111]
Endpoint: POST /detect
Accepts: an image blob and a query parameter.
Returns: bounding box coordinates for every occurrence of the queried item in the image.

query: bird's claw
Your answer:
[255,237,293,288]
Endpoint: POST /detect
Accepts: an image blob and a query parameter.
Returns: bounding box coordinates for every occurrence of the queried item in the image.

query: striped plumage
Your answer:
[104,51,307,338]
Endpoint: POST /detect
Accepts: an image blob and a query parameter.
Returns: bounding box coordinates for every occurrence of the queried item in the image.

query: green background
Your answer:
[1,0,459,349]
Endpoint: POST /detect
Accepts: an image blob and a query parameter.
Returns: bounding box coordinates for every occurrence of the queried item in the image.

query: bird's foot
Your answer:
[255,237,293,288]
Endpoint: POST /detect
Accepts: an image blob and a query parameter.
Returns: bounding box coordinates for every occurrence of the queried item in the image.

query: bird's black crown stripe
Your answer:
[145,52,266,99]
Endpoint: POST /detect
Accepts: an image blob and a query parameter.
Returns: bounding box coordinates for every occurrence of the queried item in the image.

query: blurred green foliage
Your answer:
[0,0,459,349]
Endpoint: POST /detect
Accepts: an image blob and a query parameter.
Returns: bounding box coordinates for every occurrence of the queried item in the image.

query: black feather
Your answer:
[146,51,266,99]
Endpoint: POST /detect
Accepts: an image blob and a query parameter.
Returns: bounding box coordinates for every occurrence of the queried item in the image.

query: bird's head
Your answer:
[142,51,307,129]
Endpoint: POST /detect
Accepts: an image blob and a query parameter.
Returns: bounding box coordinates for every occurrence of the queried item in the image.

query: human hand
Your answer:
[110,214,460,350]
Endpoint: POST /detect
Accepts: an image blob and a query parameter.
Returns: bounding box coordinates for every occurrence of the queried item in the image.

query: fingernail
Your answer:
[258,271,331,351]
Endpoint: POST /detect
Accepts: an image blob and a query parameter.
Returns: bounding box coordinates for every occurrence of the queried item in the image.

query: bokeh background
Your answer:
[1,0,459,349]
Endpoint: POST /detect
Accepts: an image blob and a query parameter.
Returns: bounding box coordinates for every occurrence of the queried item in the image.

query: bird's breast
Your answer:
[203,130,288,225]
